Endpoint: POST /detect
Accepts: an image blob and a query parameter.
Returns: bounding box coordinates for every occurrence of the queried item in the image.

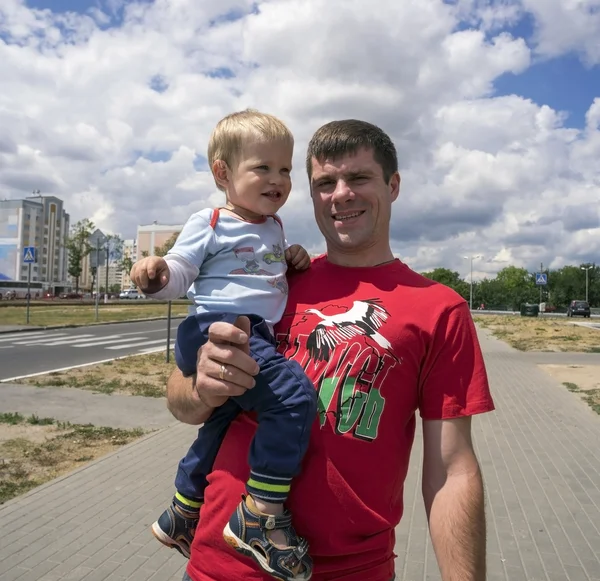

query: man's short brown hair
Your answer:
[305,119,398,183]
[208,109,294,191]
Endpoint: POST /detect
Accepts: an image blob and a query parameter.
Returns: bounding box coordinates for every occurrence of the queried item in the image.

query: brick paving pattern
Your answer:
[1,328,599,580]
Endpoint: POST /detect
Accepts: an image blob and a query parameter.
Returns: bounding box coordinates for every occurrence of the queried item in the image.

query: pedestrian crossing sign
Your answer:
[535,273,547,285]
[23,246,36,263]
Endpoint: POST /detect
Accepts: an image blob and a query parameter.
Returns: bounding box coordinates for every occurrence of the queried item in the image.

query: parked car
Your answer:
[566,300,591,318]
[59,292,83,299]
[119,288,145,299]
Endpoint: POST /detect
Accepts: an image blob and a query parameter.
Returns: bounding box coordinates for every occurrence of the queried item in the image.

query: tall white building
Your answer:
[0,195,70,290]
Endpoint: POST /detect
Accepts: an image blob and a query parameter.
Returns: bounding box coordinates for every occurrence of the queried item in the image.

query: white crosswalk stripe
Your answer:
[73,336,149,348]
[0,332,54,343]
[13,334,70,345]
[0,329,177,355]
[106,338,167,350]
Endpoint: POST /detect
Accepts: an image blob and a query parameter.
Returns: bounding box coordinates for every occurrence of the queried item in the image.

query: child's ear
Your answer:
[212,160,229,188]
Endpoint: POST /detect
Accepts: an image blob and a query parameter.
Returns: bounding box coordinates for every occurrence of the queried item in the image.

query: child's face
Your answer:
[225,139,293,219]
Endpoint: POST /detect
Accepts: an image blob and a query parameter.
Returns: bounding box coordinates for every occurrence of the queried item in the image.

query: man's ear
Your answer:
[390,171,401,202]
[212,160,229,189]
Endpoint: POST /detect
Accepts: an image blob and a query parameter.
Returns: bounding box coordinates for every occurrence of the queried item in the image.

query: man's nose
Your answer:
[331,179,354,202]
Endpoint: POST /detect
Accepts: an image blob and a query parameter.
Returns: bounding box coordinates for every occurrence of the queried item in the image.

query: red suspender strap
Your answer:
[210,208,219,229]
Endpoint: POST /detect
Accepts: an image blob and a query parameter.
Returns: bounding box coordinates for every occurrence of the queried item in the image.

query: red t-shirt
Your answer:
[187,257,494,581]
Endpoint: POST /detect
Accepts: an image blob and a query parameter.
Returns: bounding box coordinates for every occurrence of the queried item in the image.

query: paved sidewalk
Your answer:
[0,383,175,430]
[1,329,600,580]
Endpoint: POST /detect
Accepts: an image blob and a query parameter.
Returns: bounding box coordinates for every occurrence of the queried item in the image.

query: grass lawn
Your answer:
[0,412,145,504]
[0,301,189,327]
[474,315,600,352]
[16,351,175,397]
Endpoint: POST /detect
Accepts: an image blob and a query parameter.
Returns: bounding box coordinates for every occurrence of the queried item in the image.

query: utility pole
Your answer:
[105,236,110,303]
[95,238,101,321]
[463,254,482,310]
[540,262,543,304]
[581,265,592,303]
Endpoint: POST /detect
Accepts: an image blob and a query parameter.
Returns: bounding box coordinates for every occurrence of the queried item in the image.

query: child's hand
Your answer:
[285,244,311,271]
[130,257,170,293]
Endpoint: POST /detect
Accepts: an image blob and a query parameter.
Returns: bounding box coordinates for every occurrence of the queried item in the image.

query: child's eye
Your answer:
[256,165,269,170]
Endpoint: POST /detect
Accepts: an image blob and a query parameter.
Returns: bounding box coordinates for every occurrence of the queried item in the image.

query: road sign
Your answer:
[535,273,547,285]
[23,246,35,263]
[88,229,107,248]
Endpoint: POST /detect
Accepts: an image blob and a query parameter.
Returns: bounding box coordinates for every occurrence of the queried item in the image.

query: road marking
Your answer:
[12,334,70,345]
[41,334,118,346]
[105,338,167,350]
[0,332,50,343]
[0,351,170,383]
[73,336,148,348]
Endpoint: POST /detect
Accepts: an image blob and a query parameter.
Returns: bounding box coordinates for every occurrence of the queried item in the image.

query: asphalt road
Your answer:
[0,318,183,382]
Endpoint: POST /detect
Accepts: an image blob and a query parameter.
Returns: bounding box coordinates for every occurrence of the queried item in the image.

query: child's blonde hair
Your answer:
[208,109,294,191]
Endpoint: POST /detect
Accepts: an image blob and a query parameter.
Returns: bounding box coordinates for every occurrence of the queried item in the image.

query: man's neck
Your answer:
[326,245,396,268]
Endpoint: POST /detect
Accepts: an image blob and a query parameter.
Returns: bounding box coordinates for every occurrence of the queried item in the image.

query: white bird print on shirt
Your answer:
[305,299,392,362]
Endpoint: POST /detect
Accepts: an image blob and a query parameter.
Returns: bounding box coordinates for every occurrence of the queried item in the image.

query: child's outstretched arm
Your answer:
[130,255,198,300]
[284,244,311,271]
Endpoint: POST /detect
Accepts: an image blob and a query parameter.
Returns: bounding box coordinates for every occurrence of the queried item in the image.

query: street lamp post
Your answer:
[463,254,482,311]
[581,265,592,303]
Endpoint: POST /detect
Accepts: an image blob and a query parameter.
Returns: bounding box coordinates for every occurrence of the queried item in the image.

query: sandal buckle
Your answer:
[265,515,276,530]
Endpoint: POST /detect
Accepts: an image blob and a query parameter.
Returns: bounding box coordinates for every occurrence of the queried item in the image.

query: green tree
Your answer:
[420,267,470,300]
[66,219,95,293]
[495,266,537,310]
[154,232,180,257]
[121,255,134,278]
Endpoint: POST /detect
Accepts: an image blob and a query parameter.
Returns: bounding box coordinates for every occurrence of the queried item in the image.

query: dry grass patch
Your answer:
[474,315,600,352]
[539,365,600,415]
[17,351,175,398]
[0,302,189,327]
[0,412,145,504]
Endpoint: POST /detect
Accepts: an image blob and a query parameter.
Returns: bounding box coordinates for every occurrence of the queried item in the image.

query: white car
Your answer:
[119,289,145,299]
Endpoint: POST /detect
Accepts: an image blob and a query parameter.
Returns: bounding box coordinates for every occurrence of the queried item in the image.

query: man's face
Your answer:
[309,148,400,261]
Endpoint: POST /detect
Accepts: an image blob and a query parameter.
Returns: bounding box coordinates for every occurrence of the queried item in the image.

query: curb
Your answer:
[0,315,185,335]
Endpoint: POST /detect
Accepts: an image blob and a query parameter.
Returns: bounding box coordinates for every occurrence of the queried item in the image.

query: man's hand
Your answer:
[194,316,259,408]
[130,256,169,293]
[285,244,311,271]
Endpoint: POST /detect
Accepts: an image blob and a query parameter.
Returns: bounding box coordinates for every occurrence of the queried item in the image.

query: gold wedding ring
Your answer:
[219,364,226,380]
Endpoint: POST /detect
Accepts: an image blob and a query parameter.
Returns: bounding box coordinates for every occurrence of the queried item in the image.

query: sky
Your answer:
[0,0,599,281]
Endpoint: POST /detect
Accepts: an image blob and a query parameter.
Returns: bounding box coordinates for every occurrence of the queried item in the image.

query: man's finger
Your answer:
[196,376,249,400]
[207,321,249,345]
[233,316,251,355]
[203,342,259,378]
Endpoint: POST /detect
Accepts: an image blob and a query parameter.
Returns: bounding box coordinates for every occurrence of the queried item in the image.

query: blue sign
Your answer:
[535,273,547,285]
[23,246,36,263]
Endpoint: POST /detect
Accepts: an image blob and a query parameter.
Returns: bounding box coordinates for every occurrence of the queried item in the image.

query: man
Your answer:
[166,119,495,581]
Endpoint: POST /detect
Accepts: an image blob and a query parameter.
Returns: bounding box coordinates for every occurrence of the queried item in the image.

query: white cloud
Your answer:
[0,0,598,279]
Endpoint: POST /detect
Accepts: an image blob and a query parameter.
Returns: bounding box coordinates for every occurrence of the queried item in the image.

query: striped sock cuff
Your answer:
[246,471,292,503]
[174,492,203,511]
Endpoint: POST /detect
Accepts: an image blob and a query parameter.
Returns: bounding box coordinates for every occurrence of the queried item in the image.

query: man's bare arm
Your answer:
[166,368,214,425]
[422,417,486,581]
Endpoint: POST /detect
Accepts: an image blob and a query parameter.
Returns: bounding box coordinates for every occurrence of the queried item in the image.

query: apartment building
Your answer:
[0,195,70,290]
[97,264,123,291]
[120,239,137,289]
[137,221,183,257]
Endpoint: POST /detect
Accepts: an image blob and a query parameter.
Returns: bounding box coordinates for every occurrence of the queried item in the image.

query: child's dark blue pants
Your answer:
[174,312,317,503]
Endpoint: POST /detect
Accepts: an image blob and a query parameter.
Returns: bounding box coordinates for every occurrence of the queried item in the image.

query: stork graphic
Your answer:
[305,299,392,362]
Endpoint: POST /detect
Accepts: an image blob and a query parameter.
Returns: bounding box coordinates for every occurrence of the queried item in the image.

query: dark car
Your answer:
[567,300,591,318]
